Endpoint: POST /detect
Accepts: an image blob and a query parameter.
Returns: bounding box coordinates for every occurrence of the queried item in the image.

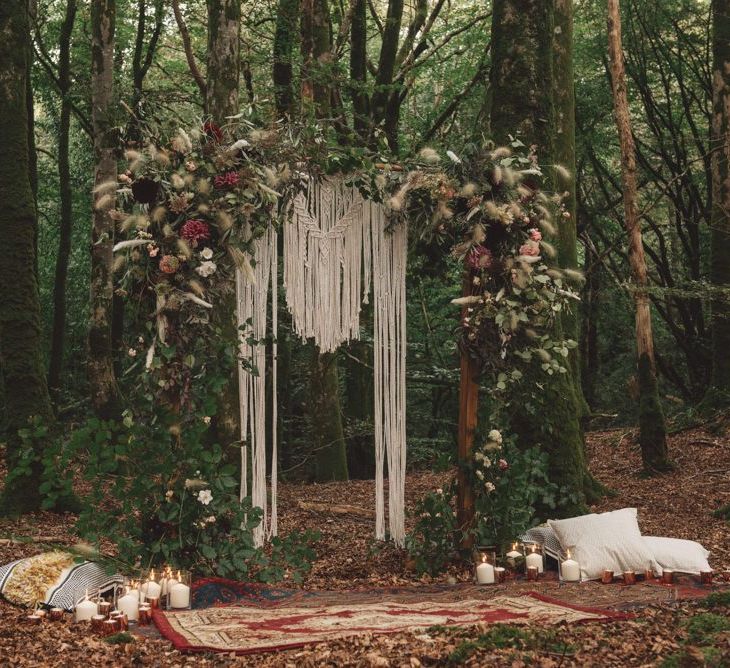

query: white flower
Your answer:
[196,260,217,277]
[485,482,496,493]
[435,488,443,495]
[128,348,137,357]
[197,489,213,505]
[202,416,211,425]
[488,429,503,443]
[165,490,174,501]
[476,470,484,480]
[200,247,214,260]
[484,457,492,468]
[206,515,216,523]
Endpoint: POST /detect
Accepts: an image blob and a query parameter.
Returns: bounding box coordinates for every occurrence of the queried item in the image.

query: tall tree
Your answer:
[709,0,730,405]
[299,0,350,481]
[273,0,298,117]
[47,0,78,398]
[88,0,119,419]
[607,0,671,473]
[0,0,55,513]
[489,0,591,513]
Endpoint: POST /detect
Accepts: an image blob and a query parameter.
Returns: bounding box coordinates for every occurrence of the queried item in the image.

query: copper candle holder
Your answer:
[49,607,64,621]
[623,570,636,585]
[90,614,107,633]
[97,600,112,617]
[138,605,152,626]
[700,570,713,585]
[661,569,674,585]
[146,595,160,610]
[601,569,614,584]
[527,566,539,581]
[494,567,506,583]
[644,568,654,581]
[101,619,118,636]
[26,614,42,625]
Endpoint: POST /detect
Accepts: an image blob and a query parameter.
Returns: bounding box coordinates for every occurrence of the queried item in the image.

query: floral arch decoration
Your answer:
[114,124,579,548]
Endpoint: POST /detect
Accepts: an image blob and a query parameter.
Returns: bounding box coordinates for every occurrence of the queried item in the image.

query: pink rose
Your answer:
[519,241,540,257]
[498,458,509,471]
[528,228,542,242]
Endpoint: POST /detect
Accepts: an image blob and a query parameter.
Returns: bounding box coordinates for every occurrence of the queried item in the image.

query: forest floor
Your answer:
[0,424,728,666]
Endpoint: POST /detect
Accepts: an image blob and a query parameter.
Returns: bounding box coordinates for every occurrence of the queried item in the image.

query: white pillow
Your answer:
[549,508,659,581]
[643,536,711,575]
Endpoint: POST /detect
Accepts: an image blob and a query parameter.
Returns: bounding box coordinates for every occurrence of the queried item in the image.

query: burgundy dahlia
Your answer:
[203,121,223,143]
[180,219,211,246]
[214,171,240,189]
[466,244,493,271]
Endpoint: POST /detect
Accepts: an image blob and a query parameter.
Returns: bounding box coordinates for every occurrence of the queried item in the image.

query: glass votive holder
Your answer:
[139,568,163,602]
[505,542,525,571]
[558,549,581,582]
[474,548,497,585]
[166,570,192,610]
[524,543,544,575]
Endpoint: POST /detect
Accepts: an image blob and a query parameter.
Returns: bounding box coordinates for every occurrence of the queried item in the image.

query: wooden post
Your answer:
[457,271,478,548]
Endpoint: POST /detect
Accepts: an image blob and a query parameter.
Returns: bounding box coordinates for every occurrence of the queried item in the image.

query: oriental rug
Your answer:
[153,589,628,655]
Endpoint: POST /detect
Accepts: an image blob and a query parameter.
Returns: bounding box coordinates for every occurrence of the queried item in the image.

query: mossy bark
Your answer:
[48,0,78,398]
[490,0,590,514]
[607,0,671,474]
[89,0,119,420]
[349,0,369,139]
[273,0,298,117]
[0,0,55,513]
[708,0,730,406]
[206,0,241,452]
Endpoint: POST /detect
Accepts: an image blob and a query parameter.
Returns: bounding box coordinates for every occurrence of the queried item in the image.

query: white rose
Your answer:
[196,260,217,277]
[202,416,211,425]
[488,429,503,443]
[128,348,137,357]
[485,482,496,493]
[197,489,213,505]
[200,247,214,260]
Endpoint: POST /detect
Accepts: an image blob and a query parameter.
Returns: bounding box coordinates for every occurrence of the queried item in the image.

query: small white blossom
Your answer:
[485,482,496,493]
[128,348,137,357]
[165,490,174,501]
[206,515,216,523]
[197,489,213,505]
[202,416,211,425]
[476,470,484,480]
[196,260,217,277]
[200,247,214,260]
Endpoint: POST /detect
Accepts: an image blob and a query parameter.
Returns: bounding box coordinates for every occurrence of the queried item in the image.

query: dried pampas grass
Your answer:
[419,147,440,164]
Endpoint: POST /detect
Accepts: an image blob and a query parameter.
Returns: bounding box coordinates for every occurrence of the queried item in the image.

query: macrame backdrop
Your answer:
[237,177,407,547]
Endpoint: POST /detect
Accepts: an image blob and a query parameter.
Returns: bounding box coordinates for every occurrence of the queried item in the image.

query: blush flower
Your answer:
[214,171,240,189]
[466,244,493,271]
[519,241,540,257]
[498,458,509,471]
[196,260,217,277]
[528,228,542,242]
[159,255,180,274]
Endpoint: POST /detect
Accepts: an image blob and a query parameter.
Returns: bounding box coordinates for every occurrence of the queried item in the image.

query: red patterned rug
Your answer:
[153,589,628,655]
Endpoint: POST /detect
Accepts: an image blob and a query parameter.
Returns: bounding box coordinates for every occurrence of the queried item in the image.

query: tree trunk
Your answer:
[273,0,298,117]
[708,0,730,403]
[207,0,241,450]
[300,0,349,481]
[607,0,671,473]
[88,0,119,419]
[206,0,240,123]
[349,0,369,139]
[489,0,590,514]
[344,333,375,480]
[310,348,349,481]
[48,0,77,399]
[0,0,55,514]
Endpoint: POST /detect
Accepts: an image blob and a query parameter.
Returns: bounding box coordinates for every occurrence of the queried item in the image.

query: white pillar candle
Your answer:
[117,590,140,621]
[75,595,97,623]
[476,558,495,585]
[561,551,580,582]
[525,546,543,573]
[169,581,191,608]
[506,543,522,567]
[141,571,162,600]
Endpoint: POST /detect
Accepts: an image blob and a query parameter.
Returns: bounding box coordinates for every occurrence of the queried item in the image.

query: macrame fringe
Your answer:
[235,226,278,548]
[238,177,406,547]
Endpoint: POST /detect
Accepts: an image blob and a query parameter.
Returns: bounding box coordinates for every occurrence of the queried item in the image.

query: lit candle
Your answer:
[506,543,522,567]
[560,550,580,582]
[141,570,162,600]
[525,545,543,574]
[476,556,495,585]
[75,590,97,622]
[117,587,140,621]
[169,572,191,608]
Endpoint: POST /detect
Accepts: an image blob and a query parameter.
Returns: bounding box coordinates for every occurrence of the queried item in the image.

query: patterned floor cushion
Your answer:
[0,552,121,610]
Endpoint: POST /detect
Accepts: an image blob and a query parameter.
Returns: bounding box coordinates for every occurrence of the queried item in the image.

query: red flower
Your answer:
[203,121,223,143]
[180,219,211,246]
[159,255,180,274]
[214,171,240,189]
[466,245,493,271]
[498,458,509,471]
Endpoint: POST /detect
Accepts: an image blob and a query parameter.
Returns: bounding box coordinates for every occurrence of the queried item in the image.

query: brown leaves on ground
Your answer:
[0,425,727,666]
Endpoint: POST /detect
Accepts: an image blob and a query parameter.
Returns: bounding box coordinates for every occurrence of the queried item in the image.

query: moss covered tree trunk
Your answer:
[273,0,298,117]
[206,0,241,451]
[607,0,671,473]
[300,0,349,481]
[48,0,78,399]
[489,0,589,514]
[0,0,55,513]
[709,0,730,404]
[89,0,119,419]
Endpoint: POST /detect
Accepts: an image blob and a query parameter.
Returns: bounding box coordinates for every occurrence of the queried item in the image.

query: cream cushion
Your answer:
[643,536,711,575]
[549,508,659,581]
